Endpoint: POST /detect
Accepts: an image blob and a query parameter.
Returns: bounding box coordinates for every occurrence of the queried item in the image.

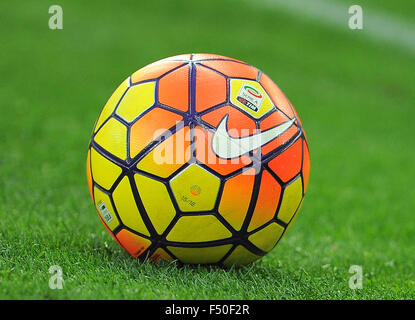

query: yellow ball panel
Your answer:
[90,148,122,190]
[115,81,156,122]
[230,79,274,119]
[136,126,191,178]
[248,223,284,252]
[167,245,232,264]
[86,149,93,201]
[277,176,303,224]
[286,199,303,232]
[170,164,220,212]
[94,118,127,160]
[134,174,176,235]
[94,79,128,133]
[222,245,260,266]
[166,215,231,242]
[112,176,149,236]
[93,187,120,231]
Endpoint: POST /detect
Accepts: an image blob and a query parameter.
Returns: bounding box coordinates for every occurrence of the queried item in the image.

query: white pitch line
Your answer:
[257,0,415,54]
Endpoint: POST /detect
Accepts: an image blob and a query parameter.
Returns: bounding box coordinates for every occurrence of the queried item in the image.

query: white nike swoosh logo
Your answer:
[212,114,296,159]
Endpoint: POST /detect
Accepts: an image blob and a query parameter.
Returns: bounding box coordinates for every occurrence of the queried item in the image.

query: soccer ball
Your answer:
[86,53,310,266]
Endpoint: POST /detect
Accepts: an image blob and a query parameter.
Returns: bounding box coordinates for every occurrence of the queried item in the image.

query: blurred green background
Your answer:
[0,0,414,299]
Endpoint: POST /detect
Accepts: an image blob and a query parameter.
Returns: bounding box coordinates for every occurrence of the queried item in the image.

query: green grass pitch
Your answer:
[1,0,414,299]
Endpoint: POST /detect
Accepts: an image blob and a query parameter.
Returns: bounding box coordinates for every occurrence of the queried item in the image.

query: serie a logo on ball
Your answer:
[86,53,310,266]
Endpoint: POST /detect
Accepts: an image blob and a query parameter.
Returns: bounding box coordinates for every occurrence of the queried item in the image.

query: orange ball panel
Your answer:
[248,170,281,232]
[116,229,151,258]
[131,61,185,84]
[219,168,256,231]
[260,73,295,119]
[200,60,258,80]
[149,248,173,263]
[261,126,299,156]
[201,105,256,138]
[302,140,310,193]
[195,65,227,112]
[130,108,183,158]
[159,65,189,112]
[268,138,303,182]
[260,110,291,131]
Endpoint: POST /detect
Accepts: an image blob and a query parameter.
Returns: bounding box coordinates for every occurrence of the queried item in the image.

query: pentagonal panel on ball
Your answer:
[158,65,189,112]
[222,245,260,267]
[112,176,149,236]
[218,167,256,231]
[259,73,295,119]
[134,173,176,235]
[195,65,227,113]
[129,108,183,159]
[277,176,303,224]
[248,222,284,252]
[136,126,191,179]
[199,60,258,79]
[115,229,152,258]
[267,138,303,182]
[94,118,127,160]
[247,170,281,232]
[131,61,186,84]
[115,81,156,123]
[166,215,231,242]
[169,164,220,212]
[229,79,275,119]
[90,148,122,190]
